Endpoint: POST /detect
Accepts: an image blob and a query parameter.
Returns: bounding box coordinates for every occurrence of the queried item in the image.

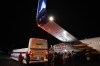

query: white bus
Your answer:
[11,38,48,64]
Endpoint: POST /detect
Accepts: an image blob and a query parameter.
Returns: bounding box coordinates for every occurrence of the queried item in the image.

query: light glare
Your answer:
[49,16,54,21]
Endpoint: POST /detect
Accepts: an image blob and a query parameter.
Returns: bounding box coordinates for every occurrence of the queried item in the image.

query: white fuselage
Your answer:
[80,37,100,52]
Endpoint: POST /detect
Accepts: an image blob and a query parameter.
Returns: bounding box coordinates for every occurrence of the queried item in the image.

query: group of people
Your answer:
[18,52,30,64]
[48,50,92,66]
[18,50,92,65]
[48,51,73,66]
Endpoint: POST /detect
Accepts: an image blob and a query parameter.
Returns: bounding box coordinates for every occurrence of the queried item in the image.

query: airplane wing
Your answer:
[36,0,98,54]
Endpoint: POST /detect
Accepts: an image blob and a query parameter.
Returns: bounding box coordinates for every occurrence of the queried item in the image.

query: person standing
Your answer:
[18,52,24,63]
[51,52,55,66]
[71,51,75,66]
[26,52,30,64]
[85,50,92,61]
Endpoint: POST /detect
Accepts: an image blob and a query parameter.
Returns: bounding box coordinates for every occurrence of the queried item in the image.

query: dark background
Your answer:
[0,0,99,52]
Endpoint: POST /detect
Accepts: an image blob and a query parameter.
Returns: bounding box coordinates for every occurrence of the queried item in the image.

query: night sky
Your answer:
[1,0,99,52]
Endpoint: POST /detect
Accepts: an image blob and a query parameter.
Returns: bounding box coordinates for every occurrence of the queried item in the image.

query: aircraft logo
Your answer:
[36,0,47,24]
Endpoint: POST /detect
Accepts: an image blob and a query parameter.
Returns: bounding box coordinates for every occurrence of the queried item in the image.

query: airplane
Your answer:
[49,37,100,54]
[80,37,100,53]
[36,0,100,54]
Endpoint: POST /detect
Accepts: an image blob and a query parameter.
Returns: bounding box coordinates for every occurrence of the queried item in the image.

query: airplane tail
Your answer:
[36,0,47,25]
[36,0,78,42]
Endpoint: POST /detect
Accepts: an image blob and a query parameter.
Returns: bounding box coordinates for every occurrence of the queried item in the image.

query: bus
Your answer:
[11,38,48,64]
